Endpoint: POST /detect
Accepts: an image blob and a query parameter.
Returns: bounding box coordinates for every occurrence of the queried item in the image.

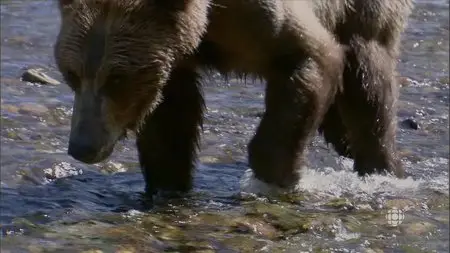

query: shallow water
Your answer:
[0,1,449,252]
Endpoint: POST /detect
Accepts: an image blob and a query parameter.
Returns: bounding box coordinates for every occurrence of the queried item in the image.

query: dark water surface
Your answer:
[1,1,449,252]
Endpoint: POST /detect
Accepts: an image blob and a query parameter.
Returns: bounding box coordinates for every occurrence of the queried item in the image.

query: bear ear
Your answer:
[154,0,191,11]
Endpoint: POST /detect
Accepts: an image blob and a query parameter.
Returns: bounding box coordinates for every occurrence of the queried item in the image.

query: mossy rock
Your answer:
[101,224,152,245]
[385,199,416,210]
[399,245,433,253]
[2,104,19,114]
[164,242,214,252]
[5,129,21,140]
[324,197,353,209]
[434,214,449,224]
[217,234,268,252]
[340,211,386,235]
[0,116,20,126]
[27,245,46,253]
[188,212,237,228]
[187,211,279,240]
[364,248,384,253]
[338,215,363,233]
[18,102,49,116]
[228,216,279,239]
[426,195,449,211]
[115,245,137,253]
[313,247,333,253]
[277,192,308,204]
[400,222,436,236]
[11,217,52,234]
[244,202,316,235]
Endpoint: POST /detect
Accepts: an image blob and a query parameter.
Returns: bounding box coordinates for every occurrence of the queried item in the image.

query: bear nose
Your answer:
[67,140,99,164]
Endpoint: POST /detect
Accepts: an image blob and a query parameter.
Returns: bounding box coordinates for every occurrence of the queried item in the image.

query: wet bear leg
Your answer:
[337,37,404,178]
[318,102,353,158]
[136,66,204,195]
[248,56,341,188]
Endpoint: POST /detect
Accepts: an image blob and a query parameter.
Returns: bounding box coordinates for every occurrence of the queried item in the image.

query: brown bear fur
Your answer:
[54,0,413,195]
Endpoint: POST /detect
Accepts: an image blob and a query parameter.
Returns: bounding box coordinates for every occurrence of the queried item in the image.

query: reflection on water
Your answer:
[1,0,449,252]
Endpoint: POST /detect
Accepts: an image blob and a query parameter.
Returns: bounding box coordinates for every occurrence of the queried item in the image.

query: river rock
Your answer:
[21,68,60,85]
[251,111,264,118]
[2,104,19,114]
[27,245,44,253]
[426,194,450,211]
[19,103,49,116]
[397,76,410,87]
[231,216,279,239]
[116,247,136,253]
[43,162,83,181]
[219,235,268,252]
[385,199,416,210]
[400,118,420,130]
[365,248,384,253]
[0,77,24,86]
[198,156,219,164]
[398,149,422,163]
[401,222,436,236]
[245,202,314,235]
[324,197,354,210]
[355,203,374,211]
[439,76,449,85]
[97,161,127,174]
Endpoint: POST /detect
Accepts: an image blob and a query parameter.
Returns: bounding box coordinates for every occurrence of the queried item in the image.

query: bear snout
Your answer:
[67,136,111,164]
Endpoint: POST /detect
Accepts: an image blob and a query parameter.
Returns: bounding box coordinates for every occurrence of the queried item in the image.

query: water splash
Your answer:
[239,158,447,201]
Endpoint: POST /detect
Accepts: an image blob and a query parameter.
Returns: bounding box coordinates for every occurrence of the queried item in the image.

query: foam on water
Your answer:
[240,157,449,200]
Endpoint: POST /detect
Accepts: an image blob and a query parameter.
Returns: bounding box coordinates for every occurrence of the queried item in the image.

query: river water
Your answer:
[1,1,448,252]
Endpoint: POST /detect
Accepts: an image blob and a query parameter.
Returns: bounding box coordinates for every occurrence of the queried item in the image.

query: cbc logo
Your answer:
[385,207,405,227]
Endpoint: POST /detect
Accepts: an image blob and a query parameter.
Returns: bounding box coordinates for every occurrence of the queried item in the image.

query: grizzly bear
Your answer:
[54,0,413,195]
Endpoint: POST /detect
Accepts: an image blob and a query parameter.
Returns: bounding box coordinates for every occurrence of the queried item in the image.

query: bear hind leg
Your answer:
[248,55,341,188]
[136,66,204,196]
[337,37,404,178]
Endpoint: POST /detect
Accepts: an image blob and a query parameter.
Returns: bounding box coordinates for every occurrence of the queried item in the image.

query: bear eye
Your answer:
[101,73,124,98]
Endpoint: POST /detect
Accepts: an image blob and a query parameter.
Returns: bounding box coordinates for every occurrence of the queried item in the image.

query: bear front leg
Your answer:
[136,66,204,196]
[318,103,353,159]
[248,57,341,189]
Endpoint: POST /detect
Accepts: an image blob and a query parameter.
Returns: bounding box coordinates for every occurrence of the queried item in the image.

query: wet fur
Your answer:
[54,0,413,195]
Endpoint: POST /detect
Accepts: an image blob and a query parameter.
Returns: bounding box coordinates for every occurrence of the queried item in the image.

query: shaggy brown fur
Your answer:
[54,0,413,195]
